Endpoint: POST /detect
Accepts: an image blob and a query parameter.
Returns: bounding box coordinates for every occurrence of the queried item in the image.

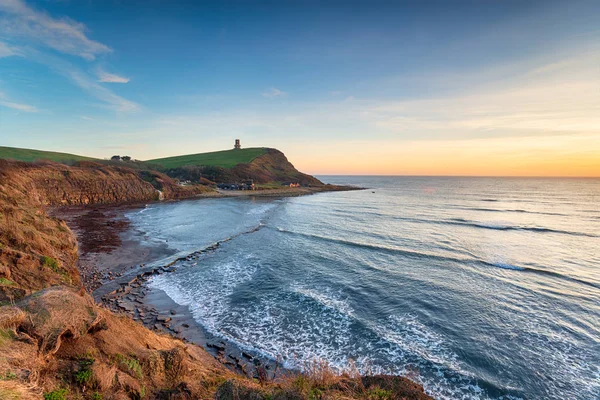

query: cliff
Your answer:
[0,159,432,400]
[231,149,323,185]
[0,160,213,299]
[158,148,323,186]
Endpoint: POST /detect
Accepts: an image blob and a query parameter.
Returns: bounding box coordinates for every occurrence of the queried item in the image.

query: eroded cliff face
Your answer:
[0,160,213,299]
[232,149,323,185]
[1,160,212,206]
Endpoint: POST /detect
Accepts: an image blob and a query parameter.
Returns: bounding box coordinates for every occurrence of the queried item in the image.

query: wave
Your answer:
[486,262,600,290]
[271,226,600,291]
[271,226,480,266]
[450,206,568,217]
[447,218,597,238]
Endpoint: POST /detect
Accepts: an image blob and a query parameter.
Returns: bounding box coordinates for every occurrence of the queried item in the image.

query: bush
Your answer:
[368,387,393,399]
[0,278,13,286]
[75,369,93,385]
[1,370,17,380]
[91,391,103,400]
[115,353,143,379]
[43,389,68,400]
[42,256,60,272]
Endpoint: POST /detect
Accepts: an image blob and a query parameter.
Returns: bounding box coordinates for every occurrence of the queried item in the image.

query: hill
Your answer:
[153,148,324,186]
[0,146,96,164]
[147,147,268,169]
[0,146,320,185]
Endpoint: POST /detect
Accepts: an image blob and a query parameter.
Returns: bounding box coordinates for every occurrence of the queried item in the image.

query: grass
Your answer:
[0,329,15,346]
[0,278,14,286]
[42,256,60,273]
[1,370,17,380]
[115,354,143,379]
[146,147,267,169]
[43,389,68,400]
[0,388,21,400]
[0,146,96,164]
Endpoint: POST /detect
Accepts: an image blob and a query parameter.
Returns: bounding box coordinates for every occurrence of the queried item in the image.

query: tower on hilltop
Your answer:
[234,139,241,150]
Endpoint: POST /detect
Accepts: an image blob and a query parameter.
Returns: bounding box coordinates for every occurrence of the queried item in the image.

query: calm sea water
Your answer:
[126,177,600,400]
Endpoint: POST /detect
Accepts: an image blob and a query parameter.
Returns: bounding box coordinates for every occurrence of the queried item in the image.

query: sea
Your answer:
[125,177,600,400]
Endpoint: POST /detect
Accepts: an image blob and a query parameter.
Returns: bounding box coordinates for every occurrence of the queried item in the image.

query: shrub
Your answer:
[43,389,68,400]
[91,391,103,400]
[75,369,93,385]
[115,353,143,379]
[367,387,393,399]
[0,278,13,286]
[1,370,17,380]
[42,256,60,272]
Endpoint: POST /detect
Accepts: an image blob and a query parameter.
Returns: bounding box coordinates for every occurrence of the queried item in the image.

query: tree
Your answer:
[121,155,132,161]
[111,155,121,161]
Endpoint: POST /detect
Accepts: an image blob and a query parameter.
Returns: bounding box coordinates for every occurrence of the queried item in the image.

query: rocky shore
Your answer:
[55,202,289,381]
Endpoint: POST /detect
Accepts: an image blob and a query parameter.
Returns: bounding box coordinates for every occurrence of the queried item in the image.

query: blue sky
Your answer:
[1,0,599,175]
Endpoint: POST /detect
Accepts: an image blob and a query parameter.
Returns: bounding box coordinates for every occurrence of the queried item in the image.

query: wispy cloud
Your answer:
[0,0,111,60]
[262,87,286,98]
[0,91,38,112]
[0,0,138,112]
[25,50,140,112]
[67,66,138,111]
[0,100,38,112]
[0,40,21,58]
[97,68,130,83]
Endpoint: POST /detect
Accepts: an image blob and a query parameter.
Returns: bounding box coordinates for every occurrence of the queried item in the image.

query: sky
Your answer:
[0,0,599,176]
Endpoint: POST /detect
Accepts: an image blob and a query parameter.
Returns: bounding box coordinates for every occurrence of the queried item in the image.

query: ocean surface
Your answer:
[125,177,600,400]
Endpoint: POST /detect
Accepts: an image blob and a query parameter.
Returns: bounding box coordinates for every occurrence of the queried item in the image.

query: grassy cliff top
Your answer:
[146,147,268,169]
[0,146,96,164]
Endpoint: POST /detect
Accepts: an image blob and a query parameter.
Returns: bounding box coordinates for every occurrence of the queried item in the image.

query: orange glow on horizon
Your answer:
[288,134,600,177]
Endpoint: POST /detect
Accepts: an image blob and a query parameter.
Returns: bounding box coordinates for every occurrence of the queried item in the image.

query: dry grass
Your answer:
[0,306,25,330]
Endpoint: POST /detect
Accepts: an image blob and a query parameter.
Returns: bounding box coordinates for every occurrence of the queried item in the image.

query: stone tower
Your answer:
[234,139,241,150]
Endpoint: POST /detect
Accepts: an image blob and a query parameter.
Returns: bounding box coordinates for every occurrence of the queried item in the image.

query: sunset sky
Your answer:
[1,0,599,176]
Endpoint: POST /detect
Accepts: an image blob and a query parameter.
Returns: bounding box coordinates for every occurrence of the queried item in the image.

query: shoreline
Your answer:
[53,188,354,378]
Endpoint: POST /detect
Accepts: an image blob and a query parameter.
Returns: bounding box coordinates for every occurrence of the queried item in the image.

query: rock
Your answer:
[169,309,177,315]
[207,341,226,351]
[156,315,171,323]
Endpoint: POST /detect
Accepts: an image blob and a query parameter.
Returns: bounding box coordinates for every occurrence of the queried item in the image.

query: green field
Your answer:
[0,146,96,163]
[147,147,267,169]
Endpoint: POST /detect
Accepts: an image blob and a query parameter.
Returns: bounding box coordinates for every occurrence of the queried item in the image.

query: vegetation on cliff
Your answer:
[0,147,97,165]
[161,149,323,186]
[147,148,268,169]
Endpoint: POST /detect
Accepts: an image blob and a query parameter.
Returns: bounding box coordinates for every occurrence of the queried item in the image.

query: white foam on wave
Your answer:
[152,265,499,400]
[291,285,355,318]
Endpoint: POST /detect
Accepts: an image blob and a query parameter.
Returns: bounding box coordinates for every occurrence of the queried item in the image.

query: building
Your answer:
[234,139,241,149]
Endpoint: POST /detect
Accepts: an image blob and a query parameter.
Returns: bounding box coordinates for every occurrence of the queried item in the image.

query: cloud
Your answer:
[0,92,38,112]
[20,46,140,112]
[66,67,138,111]
[0,0,111,60]
[262,87,286,98]
[0,41,21,57]
[97,68,130,83]
[0,100,38,112]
